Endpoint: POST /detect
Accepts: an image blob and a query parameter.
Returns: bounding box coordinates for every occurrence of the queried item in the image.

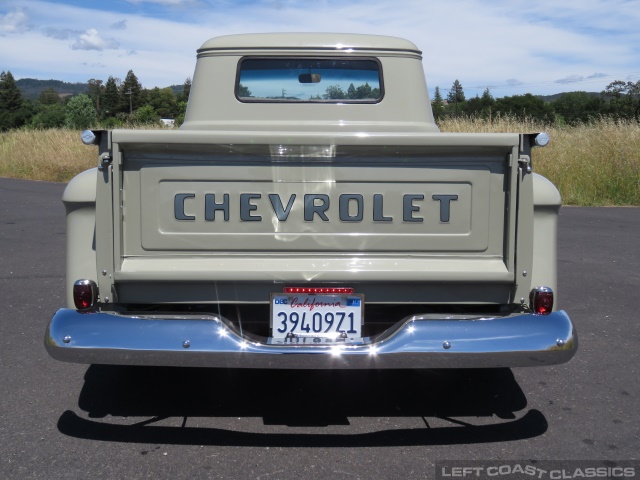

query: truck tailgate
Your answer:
[99,130,524,303]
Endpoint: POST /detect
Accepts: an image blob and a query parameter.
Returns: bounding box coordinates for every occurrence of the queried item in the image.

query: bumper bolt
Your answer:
[63,336,71,344]
[556,339,565,347]
[443,341,451,350]
[182,340,191,349]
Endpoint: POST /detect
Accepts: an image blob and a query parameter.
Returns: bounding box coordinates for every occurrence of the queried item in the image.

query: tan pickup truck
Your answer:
[45,33,577,369]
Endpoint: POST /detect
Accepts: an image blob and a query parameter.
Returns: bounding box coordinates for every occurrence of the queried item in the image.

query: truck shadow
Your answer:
[57,366,547,447]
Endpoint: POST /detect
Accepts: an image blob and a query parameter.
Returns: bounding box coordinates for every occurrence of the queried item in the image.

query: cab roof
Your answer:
[198,33,421,54]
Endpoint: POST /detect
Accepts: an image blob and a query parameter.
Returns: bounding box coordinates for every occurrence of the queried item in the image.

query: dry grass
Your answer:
[1,119,639,205]
[0,129,96,182]
[440,116,640,206]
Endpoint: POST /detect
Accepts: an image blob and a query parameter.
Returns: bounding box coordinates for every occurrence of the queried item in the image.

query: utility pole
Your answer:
[125,89,132,114]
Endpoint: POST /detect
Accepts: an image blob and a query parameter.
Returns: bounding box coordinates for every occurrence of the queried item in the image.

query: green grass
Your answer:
[1,119,639,205]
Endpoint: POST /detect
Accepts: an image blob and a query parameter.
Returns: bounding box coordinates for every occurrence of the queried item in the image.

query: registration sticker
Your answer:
[270,293,364,341]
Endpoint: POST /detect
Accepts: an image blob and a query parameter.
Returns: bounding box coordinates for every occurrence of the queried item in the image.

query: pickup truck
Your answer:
[45,33,577,369]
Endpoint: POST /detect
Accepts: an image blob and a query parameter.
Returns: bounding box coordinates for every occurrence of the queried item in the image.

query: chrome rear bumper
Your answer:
[45,309,577,369]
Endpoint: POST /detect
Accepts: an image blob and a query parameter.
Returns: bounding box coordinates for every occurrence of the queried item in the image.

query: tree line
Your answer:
[1,69,639,132]
[0,69,191,132]
[432,79,640,125]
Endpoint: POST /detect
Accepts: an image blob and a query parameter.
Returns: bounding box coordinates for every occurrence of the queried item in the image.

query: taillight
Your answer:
[73,279,97,310]
[283,287,354,294]
[531,287,554,315]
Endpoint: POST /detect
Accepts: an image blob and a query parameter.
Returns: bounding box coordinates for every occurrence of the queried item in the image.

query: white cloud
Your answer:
[0,0,638,95]
[0,7,29,34]
[71,28,119,51]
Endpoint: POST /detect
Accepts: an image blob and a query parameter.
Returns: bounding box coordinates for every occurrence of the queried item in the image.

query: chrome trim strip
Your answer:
[45,309,577,369]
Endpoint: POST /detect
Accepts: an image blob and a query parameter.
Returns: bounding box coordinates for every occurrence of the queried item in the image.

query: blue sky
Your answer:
[1,0,639,99]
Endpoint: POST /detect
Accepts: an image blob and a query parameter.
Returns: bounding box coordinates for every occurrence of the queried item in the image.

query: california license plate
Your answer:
[270,293,364,340]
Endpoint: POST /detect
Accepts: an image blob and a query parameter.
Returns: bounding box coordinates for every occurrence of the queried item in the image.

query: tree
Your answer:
[238,83,251,98]
[355,82,373,99]
[552,91,604,125]
[102,76,120,119]
[132,104,160,125]
[177,77,191,103]
[86,79,104,121]
[446,79,465,115]
[174,100,188,126]
[494,93,554,122]
[120,70,143,114]
[603,80,630,98]
[38,88,61,105]
[33,88,63,128]
[323,85,346,100]
[146,87,177,118]
[0,71,23,111]
[447,79,465,103]
[65,94,97,129]
[464,88,495,118]
[31,104,66,129]
[464,95,483,116]
[0,70,29,131]
[602,80,640,119]
[480,88,495,109]
[431,86,445,121]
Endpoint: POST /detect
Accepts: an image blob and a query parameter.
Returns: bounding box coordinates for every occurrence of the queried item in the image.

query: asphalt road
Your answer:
[0,177,638,479]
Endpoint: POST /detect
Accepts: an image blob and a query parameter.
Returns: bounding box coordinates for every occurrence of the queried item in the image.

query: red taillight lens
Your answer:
[531,287,554,315]
[73,280,97,310]
[283,287,355,294]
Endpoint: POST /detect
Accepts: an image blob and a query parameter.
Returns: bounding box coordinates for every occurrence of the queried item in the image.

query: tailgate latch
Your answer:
[98,153,113,171]
[518,155,532,174]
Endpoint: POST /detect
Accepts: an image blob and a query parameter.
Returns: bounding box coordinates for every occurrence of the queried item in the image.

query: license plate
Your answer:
[270,293,364,340]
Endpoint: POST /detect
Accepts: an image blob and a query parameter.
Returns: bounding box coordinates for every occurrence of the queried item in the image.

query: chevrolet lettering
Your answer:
[174,192,460,223]
[46,33,576,375]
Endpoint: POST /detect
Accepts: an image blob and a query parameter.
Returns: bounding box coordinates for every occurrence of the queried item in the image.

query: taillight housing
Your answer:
[73,279,97,310]
[530,287,554,315]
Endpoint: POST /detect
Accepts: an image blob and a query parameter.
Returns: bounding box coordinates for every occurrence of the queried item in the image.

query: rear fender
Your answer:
[62,168,97,309]
[531,173,562,305]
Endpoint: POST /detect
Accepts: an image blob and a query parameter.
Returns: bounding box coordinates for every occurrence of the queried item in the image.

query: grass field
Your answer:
[0,129,95,183]
[439,116,640,206]
[1,118,639,205]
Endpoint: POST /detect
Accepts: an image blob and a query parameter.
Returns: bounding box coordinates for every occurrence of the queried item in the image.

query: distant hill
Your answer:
[16,78,186,101]
[16,78,88,101]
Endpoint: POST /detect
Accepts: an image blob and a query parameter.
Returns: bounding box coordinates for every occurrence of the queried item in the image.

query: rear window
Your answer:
[237,57,383,103]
